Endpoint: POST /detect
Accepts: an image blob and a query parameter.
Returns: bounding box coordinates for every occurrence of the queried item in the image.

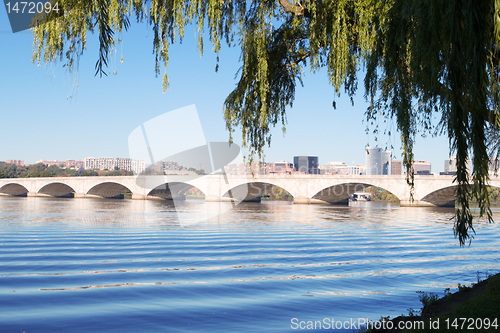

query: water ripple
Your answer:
[0,198,499,333]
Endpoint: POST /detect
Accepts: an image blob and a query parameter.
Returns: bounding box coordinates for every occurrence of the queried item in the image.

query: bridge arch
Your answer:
[1,174,487,206]
[419,184,500,207]
[147,182,204,200]
[312,182,401,204]
[222,182,294,202]
[0,183,28,196]
[87,182,132,199]
[38,182,76,197]
[420,185,458,207]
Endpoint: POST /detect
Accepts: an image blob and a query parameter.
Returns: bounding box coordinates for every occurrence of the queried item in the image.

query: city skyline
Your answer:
[0,15,451,172]
[1,154,423,176]
[0,151,441,175]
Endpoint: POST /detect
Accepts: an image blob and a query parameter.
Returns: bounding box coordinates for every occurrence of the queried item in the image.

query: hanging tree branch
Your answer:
[278,0,310,17]
[31,0,500,245]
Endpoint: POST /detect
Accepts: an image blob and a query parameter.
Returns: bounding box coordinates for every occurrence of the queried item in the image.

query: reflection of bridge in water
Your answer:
[1,175,500,207]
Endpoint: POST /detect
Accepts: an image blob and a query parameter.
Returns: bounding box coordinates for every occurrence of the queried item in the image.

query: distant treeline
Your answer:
[261,186,294,201]
[366,186,500,203]
[365,186,400,202]
[0,162,133,178]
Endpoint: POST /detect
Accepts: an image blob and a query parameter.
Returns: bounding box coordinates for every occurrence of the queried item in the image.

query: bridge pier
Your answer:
[204,195,258,202]
[132,194,146,200]
[74,193,86,198]
[204,196,218,202]
[293,197,310,204]
[27,192,37,197]
[293,197,348,205]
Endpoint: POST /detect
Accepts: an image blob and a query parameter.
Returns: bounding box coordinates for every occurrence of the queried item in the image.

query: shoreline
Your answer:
[369,273,500,332]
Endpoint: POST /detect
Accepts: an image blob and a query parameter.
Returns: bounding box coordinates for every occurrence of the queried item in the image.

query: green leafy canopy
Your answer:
[32,0,500,245]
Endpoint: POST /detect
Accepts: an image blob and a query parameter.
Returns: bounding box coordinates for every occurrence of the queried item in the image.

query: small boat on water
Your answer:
[350,192,372,201]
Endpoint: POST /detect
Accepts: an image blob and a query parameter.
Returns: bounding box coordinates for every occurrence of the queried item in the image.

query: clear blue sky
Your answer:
[0,10,451,172]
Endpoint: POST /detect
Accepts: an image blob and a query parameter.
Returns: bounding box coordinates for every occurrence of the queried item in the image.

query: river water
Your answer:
[0,196,499,332]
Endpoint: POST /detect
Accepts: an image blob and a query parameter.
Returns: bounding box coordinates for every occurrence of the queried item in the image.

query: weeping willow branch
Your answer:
[278,0,310,17]
[31,0,500,245]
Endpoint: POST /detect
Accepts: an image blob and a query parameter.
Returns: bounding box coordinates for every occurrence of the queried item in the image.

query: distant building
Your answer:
[489,158,500,175]
[413,160,431,174]
[224,161,268,176]
[5,160,25,166]
[65,160,84,169]
[382,151,392,175]
[154,161,181,173]
[319,162,346,175]
[444,156,474,175]
[267,161,293,175]
[319,162,365,175]
[365,148,391,175]
[391,160,402,175]
[36,159,65,167]
[251,161,268,175]
[66,160,76,168]
[294,156,319,174]
[356,165,367,175]
[84,157,146,174]
[224,163,246,176]
[444,157,457,173]
[339,165,366,175]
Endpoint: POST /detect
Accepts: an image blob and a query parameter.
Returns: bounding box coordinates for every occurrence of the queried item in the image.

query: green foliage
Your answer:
[0,163,79,177]
[417,291,440,308]
[0,163,134,178]
[185,187,205,199]
[365,186,399,202]
[444,288,452,300]
[403,273,500,333]
[261,185,293,200]
[406,308,418,317]
[363,0,500,245]
[457,283,471,292]
[104,170,122,176]
[0,163,23,178]
[80,170,98,176]
[30,0,500,244]
[187,167,205,175]
[487,187,500,202]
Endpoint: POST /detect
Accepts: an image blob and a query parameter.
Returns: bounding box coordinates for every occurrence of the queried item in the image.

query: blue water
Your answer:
[0,197,499,332]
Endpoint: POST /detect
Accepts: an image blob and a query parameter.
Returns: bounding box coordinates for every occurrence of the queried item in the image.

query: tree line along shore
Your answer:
[0,162,133,178]
[366,272,500,333]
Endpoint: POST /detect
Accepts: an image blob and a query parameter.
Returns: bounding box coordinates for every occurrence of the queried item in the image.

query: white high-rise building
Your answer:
[381,151,392,175]
[131,159,146,175]
[444,156,474,175]
[365,147,381,175]
[366,148,392,175]
[444,157,457,173]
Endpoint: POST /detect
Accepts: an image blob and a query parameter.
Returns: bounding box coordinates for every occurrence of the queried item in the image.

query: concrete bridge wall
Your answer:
[1,175,500,207]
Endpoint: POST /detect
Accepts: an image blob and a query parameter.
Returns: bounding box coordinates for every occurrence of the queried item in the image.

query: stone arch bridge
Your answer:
[1,175,499,207]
